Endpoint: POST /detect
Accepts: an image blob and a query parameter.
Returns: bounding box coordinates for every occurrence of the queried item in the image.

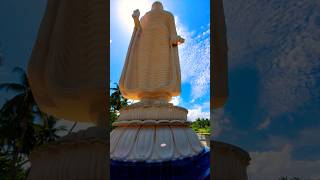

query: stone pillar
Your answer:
[28,127,109,180]
[211,141,251,180]
[110,102,205,162]
[212,0,229,109]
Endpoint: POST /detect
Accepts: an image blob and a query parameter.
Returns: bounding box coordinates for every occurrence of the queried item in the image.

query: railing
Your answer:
[196,133,210,148]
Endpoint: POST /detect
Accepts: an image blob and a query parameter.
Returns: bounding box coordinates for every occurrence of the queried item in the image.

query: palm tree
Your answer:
[0,67,65,179]
[109,83,128,130]
[0,151,27,180]
[35,111,66,145]
[0,67,38,178]
[110,83,128,112]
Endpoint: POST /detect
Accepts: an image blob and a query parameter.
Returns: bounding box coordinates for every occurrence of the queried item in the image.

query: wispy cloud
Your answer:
[211,108,231,138]
[224,0,320,126]
[267,126,320,150]
[112,0,210,102]
[176,17,210,101]
[257,117,271,130]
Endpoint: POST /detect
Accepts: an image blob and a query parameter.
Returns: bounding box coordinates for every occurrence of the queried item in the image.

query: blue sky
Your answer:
[0,0,320,179]
[110,0,210,121]
[0,0,47,104]
[214,0,320,179]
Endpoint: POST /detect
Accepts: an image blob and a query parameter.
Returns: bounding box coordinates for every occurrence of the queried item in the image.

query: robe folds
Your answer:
[212,0,229,108]
[27,0,107,122]
[119,10,181,100]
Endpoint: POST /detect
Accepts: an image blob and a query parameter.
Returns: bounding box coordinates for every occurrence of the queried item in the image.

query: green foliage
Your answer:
[0,152,28,180]
[190,118,211,134]
[110,83,128,112]
[109,110,118,131]
[0,67,66,179]
[109,83,128,131]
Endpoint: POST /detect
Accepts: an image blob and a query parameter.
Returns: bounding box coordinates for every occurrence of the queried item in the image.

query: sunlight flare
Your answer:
[116,0,153,31]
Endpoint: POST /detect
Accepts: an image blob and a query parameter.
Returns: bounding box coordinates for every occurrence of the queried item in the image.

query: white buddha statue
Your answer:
[27,0,107,125]
[111,2,204,162]
[119,1,185,104]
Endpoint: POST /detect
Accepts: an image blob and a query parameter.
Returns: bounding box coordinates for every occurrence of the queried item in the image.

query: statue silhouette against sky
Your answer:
[119,1,185,104]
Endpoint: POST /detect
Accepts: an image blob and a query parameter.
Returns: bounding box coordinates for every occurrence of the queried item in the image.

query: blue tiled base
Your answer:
[111,148,210,180]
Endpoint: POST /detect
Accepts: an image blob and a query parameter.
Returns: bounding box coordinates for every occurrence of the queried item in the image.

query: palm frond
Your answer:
[12,67,28,87]
[12,67,25,75]
[0,83,25,93]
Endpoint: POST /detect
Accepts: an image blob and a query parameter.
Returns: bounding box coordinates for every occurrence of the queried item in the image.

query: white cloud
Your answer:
[170,96,181,106]
[175,17,210,101]
[248,145,320,180]
[127,99,140,105]
[248,127,320,179]
[211,108,231,139]
[267,126,320,149]
[257,117,271,130]
[55,119,95,137]
[223,0,320,126]
[187,105,210,122]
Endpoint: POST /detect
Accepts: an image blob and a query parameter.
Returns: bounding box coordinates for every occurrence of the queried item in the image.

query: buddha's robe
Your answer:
[212,0,229,108]
[27,0,107,122]
[119,9,181,101]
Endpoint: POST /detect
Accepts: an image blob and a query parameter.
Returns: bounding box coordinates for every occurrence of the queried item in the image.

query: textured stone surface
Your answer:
[119,2,184,102]
[110,102,203,161]
[27,0,107,123]
[212,0,229,108]
[118,103,188,121]
[110,126,203,162]
[211,141,251,180]
[111,2,203,162]
[27,0,108,179]
[28,127,108,180]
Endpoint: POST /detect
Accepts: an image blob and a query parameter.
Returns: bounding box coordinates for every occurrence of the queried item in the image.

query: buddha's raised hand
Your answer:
[177,36,185,44]
[171,35,185,46]
[132,9,140,18]
[132,9,140,28]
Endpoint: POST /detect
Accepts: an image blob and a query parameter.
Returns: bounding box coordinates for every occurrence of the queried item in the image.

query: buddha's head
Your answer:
[151,1,163,10]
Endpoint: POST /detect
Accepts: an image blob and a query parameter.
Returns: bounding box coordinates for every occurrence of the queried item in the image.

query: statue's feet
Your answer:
[153,99,168,105]
[137,99,169,106]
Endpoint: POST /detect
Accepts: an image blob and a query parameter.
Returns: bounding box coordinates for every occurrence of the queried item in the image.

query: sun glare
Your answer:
[117,0,153,31]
